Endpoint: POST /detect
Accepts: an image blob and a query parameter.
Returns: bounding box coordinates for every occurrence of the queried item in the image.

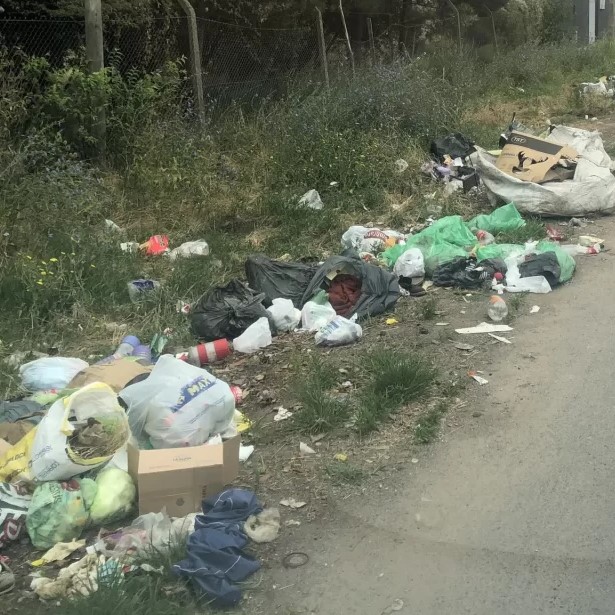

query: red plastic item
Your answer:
[546,225,564,242]
[141,235,169,256]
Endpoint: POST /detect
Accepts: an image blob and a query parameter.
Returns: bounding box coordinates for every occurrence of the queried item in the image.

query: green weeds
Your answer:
[415,401,449,444]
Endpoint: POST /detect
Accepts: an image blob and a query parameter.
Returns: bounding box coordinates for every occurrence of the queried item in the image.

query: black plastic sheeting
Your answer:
[519,252,561,288]
[245,255,319,308]
[190,279,271,342]
[301,253,400,320]
[430,132,475,163]
[433,257,507,289]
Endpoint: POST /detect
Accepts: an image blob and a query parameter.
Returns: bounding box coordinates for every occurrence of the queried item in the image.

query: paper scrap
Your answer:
[300,442,316,455]
[386,318,398,325]
[530,305,540,314]
[274,407,293,422]
[239,444,254,462]
[488,333,512,344]
[456,322,513,334]
[31,539,86,567]
[435,322,449,326]
[468,371,489,385]
[280,498,307,509]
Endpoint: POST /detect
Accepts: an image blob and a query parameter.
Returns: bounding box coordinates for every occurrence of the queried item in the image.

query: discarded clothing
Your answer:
[433,257,506,289]
[190,279,271,342]
[430,132,475,162]
[519,252,561,288]
[173,489,262,606]
[328,274,362,316]
[301,254,399,320]
[0,482,32,549]
[245,255,318,308]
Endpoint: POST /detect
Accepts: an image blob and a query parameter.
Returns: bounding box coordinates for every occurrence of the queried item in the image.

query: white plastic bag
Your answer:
[168,240,210,260]
[19,357,89,392]
[504,258,552,294]
[393,248,425,279]
[266,298,301,332]
[120,355,235,449]
[315,316,363,347]
[233,317,272,353]
[341,226,405,253]
[298,189,324,210]
[30,382,129,481]
[301,300,336,332]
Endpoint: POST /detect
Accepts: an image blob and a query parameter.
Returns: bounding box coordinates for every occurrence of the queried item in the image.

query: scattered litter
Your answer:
[274,407,293,422]
[579,234,604,247]
[31,539,85,567]
[267,298,301,333]
[239,445,254,462]
[382,599,405,614]
[280,498,306,509]
[244,508,280,543]
[104,219,122,232]
[435,322,449,326]
[140,234,169,256]
[168,240,210,260]
[120,241,139,253]
[301,290,337,332]
[299,442,316,455]
[395,158,409,173]
[453,342,475,351]
[570,217,583,227]
[468,371,489,386]
[315,315,362,347]
[233,317,272,354]
[488,333,512,344]
[19,356,88,392]
[411,458,419,464]
[487,295,508,322]
[127,279,160,303]
[530,305,541,314]
[456,322,513,334]
[298,189,324,210]
[285,520,301,527]
[282,552,309,568]
[334,453,348,462]
[386,318,398,325]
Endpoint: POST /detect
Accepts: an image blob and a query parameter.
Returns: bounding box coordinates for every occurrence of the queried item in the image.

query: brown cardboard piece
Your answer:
[127,435,240,516]
[68,358,151,393]
[496,132,578,184]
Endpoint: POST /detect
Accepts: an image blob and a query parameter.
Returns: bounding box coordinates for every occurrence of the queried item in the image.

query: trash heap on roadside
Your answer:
[0,120,611,606]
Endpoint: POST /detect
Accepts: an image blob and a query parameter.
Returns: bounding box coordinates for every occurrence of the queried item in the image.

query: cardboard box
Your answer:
[127,435,240,516]
[496,132,578,183]
[68,358,151,393]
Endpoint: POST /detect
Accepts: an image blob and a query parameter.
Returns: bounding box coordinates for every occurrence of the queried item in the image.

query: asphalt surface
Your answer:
[267,216,615,614]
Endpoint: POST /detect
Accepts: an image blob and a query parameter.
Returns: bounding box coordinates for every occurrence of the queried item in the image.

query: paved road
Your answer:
[268,217,615,615]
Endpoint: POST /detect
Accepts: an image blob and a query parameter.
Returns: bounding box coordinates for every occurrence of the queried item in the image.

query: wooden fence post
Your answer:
[84,0,106,161]
[367,17,375,63]
[315,8,330,90]
[176,0,205,121]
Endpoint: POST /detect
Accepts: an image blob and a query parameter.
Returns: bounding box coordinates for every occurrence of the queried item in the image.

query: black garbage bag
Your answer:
[519,252,560,288]
[430,133,475,162]
[190,279,270,341]
[433,257,506,289]
[245,255,319,308]
[301,253,399,320]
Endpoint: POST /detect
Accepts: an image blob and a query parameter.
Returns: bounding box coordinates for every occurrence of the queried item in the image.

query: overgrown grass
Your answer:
[325,461,366,485]
[496,219,546,244]
[415,401,449,444]
[417,296,438,321]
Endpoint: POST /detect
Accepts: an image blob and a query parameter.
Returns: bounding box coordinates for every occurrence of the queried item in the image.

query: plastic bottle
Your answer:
[476,230,495,246]
[114,335,140,358]
[132,344,152,365]
[487,295,509,322]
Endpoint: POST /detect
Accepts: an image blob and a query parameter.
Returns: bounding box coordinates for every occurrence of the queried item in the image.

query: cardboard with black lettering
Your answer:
[495,132,578,183]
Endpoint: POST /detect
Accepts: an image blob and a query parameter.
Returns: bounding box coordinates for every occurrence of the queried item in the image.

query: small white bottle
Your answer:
[487,295,508,322]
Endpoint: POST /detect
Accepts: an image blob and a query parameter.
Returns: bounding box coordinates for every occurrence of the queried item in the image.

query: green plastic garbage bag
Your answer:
[466,203,525,234]
[26,478,97,549]
[535,240,576,283]
[476,244,525,262]
[383,216,475,273]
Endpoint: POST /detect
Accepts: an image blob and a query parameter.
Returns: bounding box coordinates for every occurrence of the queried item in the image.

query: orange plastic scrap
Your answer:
[139,235,169,256]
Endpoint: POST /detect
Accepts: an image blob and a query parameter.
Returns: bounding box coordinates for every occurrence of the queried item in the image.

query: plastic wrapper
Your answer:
[19,357,89,392]
[266,298,301,332]
[315,316,363,346]
[89,468,136,526]
[233,318,272,354]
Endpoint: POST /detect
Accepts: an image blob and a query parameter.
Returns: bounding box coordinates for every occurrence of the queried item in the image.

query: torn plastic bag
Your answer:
[245,255,318,308]
[547,126,615,170]
[518,252,561,288]
[430,133,475,162]
[341,226,405,254]
[504,258,552,294]
[383,216,475,274]
[315,316,362,347]
[190,279,270,342]
[301,293,336,331]
[534,240,576,283]
[120,355,235,449]
[470,147,615,216]
[301,254,399,320]
[433,257,506,289]
[233,318,272,354]
[266,298,301,332]
[393,248,425,279]
[466,203,525,234]
[19,357,89,392]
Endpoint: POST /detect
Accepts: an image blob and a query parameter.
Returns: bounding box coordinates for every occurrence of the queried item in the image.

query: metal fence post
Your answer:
[338,0,355,76]
[176,0,205,121]
[84,0,106,161]
[315,8,330,90]
[483,4,499,54]
[445,0,462,54]
[367,17,376,63]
